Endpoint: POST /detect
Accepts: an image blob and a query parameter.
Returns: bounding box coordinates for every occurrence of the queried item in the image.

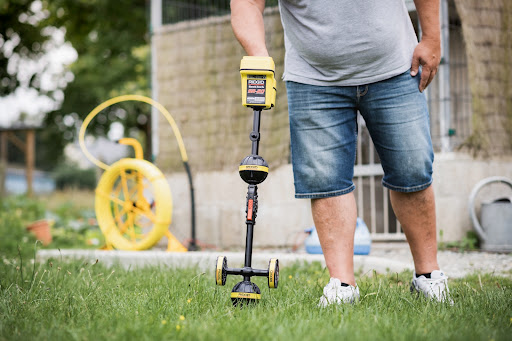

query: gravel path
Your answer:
[369,243,512,278]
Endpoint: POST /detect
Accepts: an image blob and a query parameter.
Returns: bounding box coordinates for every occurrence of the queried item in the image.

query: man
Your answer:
[231,0,452,305]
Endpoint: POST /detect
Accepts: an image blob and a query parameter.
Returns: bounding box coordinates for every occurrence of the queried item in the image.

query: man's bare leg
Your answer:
[390,185,439,274]
[311,192,357,286]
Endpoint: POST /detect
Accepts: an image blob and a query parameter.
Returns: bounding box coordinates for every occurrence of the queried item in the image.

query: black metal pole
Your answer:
[243,184,257,280]
[183,161,197,251]
[251,110,261,155]
[242,109,262,281]
[244,222,255,282]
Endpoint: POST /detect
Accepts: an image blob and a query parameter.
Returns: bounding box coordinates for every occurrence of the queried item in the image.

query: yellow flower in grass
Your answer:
[176,325,181,331]
[288,275,292,279]
[187,299,192,304]
[161,320,167,325]
[179,315,185,321]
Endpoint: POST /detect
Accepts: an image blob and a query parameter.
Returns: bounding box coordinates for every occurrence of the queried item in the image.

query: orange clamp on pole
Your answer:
[247,199,254,221]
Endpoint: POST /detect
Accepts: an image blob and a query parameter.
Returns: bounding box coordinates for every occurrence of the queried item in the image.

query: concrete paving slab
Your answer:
[36,243,512,278]
[36,249,413,276]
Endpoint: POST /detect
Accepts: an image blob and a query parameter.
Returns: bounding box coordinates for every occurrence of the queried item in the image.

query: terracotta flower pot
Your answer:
[26,219,52,246]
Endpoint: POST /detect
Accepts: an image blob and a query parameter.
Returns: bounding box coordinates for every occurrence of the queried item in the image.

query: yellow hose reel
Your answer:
[79,95,188,252]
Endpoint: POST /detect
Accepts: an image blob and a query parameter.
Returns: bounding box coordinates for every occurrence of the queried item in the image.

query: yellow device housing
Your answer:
[240,56,276,109]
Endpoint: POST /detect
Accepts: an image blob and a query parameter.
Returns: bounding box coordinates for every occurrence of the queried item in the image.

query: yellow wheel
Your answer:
[268,258,279,289]
[95,158,172,250]
[216,256,228,286]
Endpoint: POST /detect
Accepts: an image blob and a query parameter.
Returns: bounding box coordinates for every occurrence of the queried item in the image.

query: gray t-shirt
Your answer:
[278,0,418,86]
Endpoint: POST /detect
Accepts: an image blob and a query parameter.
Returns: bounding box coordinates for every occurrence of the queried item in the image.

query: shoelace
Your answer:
[422,277,449,297]
[325,282,357,298]
[324,283,338,295]
[324,279,339,291]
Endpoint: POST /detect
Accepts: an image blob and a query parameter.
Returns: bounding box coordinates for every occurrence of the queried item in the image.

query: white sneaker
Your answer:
[318,278,360,307]
[411,270,454,304]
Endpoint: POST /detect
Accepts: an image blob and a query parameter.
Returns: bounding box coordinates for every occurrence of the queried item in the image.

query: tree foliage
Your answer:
[0,0,50,96]
[39,0,151,167]
[3,1,275,169]
[1,1,151,169]
[42,0,149,119]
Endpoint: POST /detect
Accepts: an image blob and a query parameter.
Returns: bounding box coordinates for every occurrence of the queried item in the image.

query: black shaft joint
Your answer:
[249,131,260,141]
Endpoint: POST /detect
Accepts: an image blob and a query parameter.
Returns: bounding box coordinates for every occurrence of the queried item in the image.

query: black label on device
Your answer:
[246,78,266,104]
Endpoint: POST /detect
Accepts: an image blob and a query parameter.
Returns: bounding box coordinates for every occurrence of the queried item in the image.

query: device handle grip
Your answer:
[240,56,276,109]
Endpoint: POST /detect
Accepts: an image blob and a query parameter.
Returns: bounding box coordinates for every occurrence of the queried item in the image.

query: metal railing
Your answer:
[426,1,472,152]
[427,21,472,152]
[354,6,471,240]
[354,115,404,241]
[161,0,279,25]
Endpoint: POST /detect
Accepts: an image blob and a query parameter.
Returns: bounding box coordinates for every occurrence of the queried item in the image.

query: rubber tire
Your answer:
[268,258,279,289]
[216,256,228,286]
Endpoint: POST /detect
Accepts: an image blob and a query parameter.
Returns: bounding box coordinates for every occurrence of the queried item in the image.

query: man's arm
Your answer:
[411,0,441,92]
[231,0,268,56]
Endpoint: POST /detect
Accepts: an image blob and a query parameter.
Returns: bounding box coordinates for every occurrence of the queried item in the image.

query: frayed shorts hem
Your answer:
[382,179,433,193]
[295,184,356,199]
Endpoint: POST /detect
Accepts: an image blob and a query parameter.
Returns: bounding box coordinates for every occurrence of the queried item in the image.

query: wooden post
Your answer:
[0,131,7,163]
[0,132,7,197]
[1,128,38,196]
[26,130,35,197]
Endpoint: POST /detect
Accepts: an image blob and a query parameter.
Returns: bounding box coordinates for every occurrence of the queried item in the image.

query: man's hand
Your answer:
[412,0,441,92]
[410,38,441,92]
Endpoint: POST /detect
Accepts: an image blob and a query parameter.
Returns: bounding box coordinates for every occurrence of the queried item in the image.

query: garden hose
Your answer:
[79,95,196,251]
[79,94,188,170]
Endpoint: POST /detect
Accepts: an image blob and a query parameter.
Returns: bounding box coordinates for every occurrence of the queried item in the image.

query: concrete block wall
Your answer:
[453,0,512,156]
[166,164,312,249]
[154,8,289,174]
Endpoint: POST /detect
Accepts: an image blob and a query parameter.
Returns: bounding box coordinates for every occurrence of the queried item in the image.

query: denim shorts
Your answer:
[286,70,434,199]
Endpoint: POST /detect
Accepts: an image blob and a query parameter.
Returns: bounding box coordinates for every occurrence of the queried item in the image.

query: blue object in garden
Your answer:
[304,217,371,255]
[5,168,55,194]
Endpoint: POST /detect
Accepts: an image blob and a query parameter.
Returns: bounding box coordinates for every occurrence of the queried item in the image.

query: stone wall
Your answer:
[154,8,288,173]
[453,0,512,156]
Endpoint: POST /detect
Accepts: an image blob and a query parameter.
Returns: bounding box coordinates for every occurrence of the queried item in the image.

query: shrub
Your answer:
[53,163,96,190]
[0,196,40,259]
[0,195,45,225]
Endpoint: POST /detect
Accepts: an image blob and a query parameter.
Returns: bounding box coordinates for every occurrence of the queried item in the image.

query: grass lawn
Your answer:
[0,254,511,341]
